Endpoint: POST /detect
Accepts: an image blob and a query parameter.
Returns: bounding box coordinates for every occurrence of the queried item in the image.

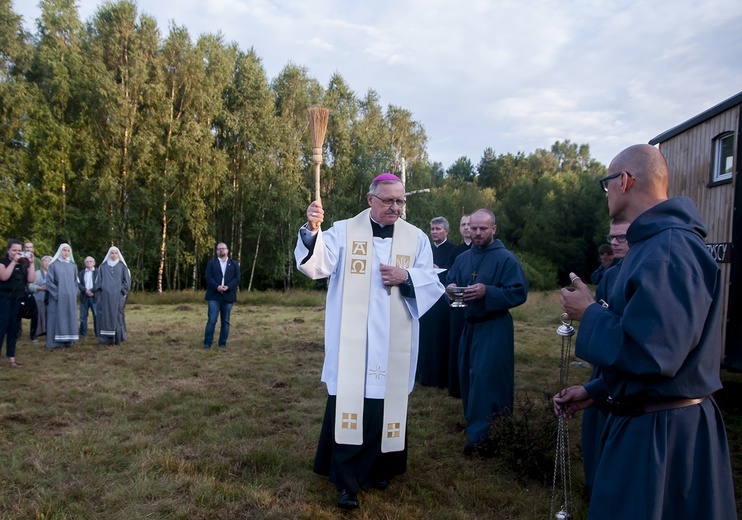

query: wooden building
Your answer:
[649,91,742,371]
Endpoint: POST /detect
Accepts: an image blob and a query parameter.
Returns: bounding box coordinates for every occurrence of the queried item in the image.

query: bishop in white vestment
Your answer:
[295,173,444,510]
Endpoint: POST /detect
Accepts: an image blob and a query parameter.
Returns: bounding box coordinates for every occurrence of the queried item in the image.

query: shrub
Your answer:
[515,251,558,291]
[485,390,570,483]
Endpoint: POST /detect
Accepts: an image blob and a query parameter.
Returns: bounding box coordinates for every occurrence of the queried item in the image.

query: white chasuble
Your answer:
[294,209,445,453]
[334,209,417,452]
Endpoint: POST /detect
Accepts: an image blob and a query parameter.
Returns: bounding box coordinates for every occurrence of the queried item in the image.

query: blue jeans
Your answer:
[79,296,97,336]
[203,299,232,347]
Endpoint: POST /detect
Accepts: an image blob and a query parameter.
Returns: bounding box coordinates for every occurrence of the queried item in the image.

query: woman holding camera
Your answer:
[0,239,35,367]
[46,243,79,349]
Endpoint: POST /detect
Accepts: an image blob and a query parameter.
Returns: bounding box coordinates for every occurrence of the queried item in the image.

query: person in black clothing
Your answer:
[16,241,40,341]
[589,244,618,285]
[447,214,472,267]
[447,214,472,398]
[417,216,457,388]
[0,240,35,367]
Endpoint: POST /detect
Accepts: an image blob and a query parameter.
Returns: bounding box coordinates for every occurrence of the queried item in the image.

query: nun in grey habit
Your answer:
[46,244,79,349]
[94,246,131,345]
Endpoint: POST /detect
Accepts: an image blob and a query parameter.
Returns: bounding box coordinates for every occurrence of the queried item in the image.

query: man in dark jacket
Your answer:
[203,242,240,349]
[589,244,617,285]
[78,256,98,337]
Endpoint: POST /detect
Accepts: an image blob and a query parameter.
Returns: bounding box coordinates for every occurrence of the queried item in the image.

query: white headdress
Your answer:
[50,243,75,264]
[103,246,127,267]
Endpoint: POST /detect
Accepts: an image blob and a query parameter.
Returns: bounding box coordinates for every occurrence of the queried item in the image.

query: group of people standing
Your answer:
[0,240,131,367]
[295,174,529,509]
[555,144,736,519]
[294,159,736,519]
[418,212,529,456]
[2,148,736,518]
[417,214,469,395]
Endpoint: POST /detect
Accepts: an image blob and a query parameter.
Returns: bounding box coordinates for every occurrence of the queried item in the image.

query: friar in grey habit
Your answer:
[94,246,131,346]
[46,243,79,349]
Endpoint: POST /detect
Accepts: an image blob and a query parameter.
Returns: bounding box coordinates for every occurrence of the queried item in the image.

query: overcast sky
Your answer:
[13,0,742,168]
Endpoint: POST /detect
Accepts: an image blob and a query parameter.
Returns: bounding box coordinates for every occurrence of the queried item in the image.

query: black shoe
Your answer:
[373,479,390,491]
[337,489,359,510]
[477,441,496,458]
[463,441,495,458]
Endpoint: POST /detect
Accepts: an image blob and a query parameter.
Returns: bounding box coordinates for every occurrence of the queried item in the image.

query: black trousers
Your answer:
[17,295,38,340]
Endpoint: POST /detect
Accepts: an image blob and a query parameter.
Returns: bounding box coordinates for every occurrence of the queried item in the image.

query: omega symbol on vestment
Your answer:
[350,259,366,274]
[352,241,368,255]
[395,255,411,269]
[341,412,358,430]
[387,422,401,438]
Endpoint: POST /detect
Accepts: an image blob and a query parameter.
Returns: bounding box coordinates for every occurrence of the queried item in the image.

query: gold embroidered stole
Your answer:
[335,208,417,452]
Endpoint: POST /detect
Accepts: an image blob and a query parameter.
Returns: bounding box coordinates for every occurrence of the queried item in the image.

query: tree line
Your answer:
[1,0,609,292]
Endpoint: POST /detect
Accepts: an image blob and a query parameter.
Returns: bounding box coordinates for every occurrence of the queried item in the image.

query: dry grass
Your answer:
[0,290,739,519]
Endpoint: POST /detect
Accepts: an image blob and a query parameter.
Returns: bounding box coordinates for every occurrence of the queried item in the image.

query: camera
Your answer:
[21,251,32,258]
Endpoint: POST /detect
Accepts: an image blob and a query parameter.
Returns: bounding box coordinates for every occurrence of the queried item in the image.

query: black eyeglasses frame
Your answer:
[598,170,634,192]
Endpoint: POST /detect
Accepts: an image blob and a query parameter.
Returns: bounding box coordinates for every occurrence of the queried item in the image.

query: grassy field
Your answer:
[1,290,740,519]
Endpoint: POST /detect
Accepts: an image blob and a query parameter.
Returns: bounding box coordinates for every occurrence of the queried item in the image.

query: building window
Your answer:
[712,132,734,183]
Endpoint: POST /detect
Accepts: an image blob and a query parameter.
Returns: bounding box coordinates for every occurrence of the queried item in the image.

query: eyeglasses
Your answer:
[606,234,628,244]
[598,171,634,192]
[371,194,406,207]
[216,247,228,251]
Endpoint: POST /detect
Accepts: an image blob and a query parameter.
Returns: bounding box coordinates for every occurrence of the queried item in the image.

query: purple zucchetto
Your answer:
[371,173,402,183]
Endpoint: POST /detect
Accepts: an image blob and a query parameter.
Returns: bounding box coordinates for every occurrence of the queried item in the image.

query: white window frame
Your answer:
[712,131,734,183]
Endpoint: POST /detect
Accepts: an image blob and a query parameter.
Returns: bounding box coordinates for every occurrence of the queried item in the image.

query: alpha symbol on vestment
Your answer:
[387,422,401,438]
[395,255,411,269]
[352,241,368,256]
[368,365,386,380]
[341,412,358,430]
[350,259,366,274]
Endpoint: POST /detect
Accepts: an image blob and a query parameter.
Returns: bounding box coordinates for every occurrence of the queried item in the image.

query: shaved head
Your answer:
[606,144,669,221]
[609,144,669,193]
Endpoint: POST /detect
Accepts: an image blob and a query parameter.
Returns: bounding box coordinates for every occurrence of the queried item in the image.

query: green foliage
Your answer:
[496,143,607,284]
[514,251,558,291]
[0,3,610,294]
[485,391,565,483]
[446,155,475,182]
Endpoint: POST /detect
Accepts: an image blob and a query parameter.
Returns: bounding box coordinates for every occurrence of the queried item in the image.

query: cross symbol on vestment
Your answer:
[341,412,358,430]
[368,366,386,380]
[387,422,401,438]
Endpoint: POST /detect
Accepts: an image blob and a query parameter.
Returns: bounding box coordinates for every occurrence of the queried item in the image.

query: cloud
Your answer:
[11,0,742,167]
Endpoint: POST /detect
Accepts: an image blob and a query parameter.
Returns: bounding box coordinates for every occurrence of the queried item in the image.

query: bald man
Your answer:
[446,209,528,455]
[555,145,736,519]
